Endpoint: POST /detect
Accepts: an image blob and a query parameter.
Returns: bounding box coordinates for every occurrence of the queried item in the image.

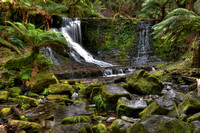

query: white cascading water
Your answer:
[61,17,113,67]
[43,47,60,65]
[132,21,152,66]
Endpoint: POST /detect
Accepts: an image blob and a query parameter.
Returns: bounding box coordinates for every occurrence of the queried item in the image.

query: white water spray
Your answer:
[61,17,113,67]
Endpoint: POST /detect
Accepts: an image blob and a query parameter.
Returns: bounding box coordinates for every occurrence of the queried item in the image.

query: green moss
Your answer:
[48,83,73,96]
[84,83,102,96]
[0,91,9,102]
[8,120,42,132]
[92,123,107,133]
[27,91,40,98]
[187,112,200,123]
[128,115,192,133]
[46,94,69,101]
[139,100,168,118]
[9,87,22,96]
[61,115,91,124]
[0,108,12,118]
[127,70,164,95]
[30,70,57,93]
[18,96,40,107]
[21,104,31,111]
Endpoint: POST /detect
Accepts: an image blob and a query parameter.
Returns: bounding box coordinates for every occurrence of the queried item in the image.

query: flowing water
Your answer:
[61,17,113,67]
[132,21,154,66]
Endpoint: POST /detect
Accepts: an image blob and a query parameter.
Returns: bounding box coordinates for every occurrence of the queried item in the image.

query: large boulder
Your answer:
[117,97,147,117]
[48,83,73,96]
[30,70,57,93]
[111,119,132,133]
[140,90,186,118]
[127,70,164,95]
[128,115,192,133]
[101,84,131,110]
[168,95,200,119]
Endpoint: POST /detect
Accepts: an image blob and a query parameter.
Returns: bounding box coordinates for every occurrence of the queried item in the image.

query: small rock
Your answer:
[106,117,116,123]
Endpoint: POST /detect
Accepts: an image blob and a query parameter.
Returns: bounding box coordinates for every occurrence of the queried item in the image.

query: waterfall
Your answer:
[43,47,60,65]
[61,17,113,67]
[132,21,154,66]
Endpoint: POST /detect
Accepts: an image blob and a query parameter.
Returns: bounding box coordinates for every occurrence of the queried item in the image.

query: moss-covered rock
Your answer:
[48,83,73,96]
[140,89,186,118]
[17,96,40,107]
[128,115,192,133]
[52,123,92,133]
[101,84,131,110]
[30,70,57,93]
[111,119,132,133]
[84,83,102,97]
[0,91,9,102]
[117,97,147,117]
[0,108,12,118]
[90,87,103,103]
[21,104,31,110]
[9,87,22,97]
[27,91,40,98]
[168,95,200,118]
[152,70,171,82]
[92,123,107,133]
[8,120,42,133]
[46,94,72,104]
[61,115,91,124]
[127,70,164,95]
[187,112,200,123]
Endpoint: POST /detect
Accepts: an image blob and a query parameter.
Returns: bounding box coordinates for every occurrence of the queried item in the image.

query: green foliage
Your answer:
[93,94,106,110]
[73,116,88,124]
[152,8,199,43]
[43,88,51,95]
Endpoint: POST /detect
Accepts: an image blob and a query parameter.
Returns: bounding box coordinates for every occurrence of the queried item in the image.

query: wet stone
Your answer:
[106,117,117,123]
[121,116,140,123]
[111,119,132,133]
[117,97,147,117]
[101,84,131,110]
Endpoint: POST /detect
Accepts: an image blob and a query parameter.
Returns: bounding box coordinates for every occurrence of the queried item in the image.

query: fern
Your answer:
[93,94,106,110]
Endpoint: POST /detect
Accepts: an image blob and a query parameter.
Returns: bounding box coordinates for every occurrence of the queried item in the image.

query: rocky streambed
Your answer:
[0,65,200,133]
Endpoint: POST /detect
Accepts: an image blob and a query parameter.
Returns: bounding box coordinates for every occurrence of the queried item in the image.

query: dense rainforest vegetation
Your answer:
[1,0,200,133]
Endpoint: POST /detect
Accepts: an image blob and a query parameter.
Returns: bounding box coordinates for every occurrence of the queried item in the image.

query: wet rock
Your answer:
[30,70,57,93]
[48,83,73,96]
[128,115,192,133]
[8,120,42,133]
[61,115,91,124]
[127,70,164,95]
[169,95,200,118]
[92,123,107,133]
[106,117,116,123]
[0,108,12,118]
[53,123,92,133]
[8,87,21,97]
[93,116,107,121]
[85,83,102,97]
[111,119,132,133]
[101,84,131,110]
[187,112,200,123]
[140,90,186,118]
[121,116,140,123]
[0,91,9,102]
[117,97,147,117]
[17,96,40,107]
[191,121,200,132]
